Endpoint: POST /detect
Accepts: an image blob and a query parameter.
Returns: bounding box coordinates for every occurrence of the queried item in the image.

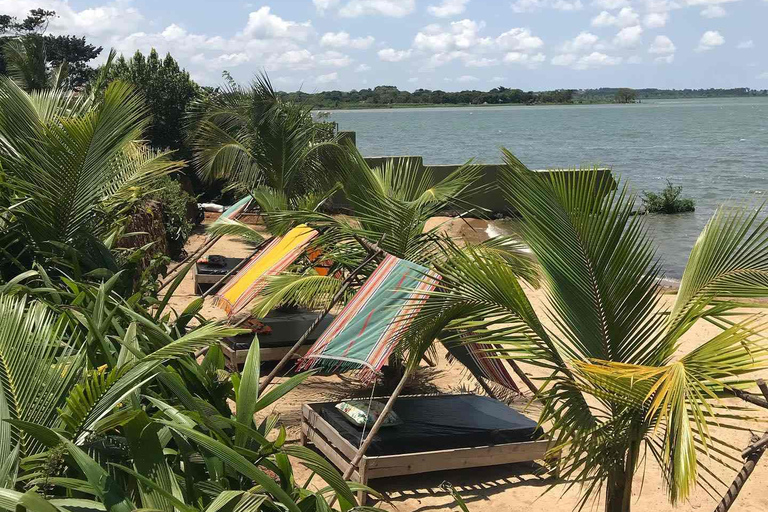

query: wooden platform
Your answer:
[193,256,243,294]
[300,396,551,504]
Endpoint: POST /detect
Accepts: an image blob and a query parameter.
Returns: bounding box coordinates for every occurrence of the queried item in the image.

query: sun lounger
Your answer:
[291,254,549,504]
[194,256,244,294]
[301,394,549,504]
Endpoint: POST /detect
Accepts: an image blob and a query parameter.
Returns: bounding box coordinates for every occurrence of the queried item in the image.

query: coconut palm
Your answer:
[246,147,503,316]
[0,76,182,280]
[188,73,341,216]
[407,150,768,512]
[1,36,68,91]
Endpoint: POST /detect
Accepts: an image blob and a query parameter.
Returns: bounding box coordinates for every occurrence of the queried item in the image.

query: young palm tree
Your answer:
[2,36,68,91]
[187,73,342,220]
[408,150,768,512]
[0,76,182,279]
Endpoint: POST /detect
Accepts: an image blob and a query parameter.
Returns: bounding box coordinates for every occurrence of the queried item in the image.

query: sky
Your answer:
[1,0,766,92]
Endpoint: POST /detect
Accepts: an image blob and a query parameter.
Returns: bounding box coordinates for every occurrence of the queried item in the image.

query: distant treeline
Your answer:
[279,86,768,108]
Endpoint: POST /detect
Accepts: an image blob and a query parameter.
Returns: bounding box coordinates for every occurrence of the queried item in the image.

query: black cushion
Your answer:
[314,394,543,456]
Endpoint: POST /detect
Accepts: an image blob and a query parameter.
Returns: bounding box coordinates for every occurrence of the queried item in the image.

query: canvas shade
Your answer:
[206,195,253,241]
[298,254,440,382]
[444,340,520,395]
[213,224,318,316]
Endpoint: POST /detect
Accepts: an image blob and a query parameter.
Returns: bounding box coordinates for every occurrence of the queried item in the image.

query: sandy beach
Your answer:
[167,215,768,512]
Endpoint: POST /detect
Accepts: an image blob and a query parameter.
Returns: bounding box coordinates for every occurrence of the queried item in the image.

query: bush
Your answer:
[148,175,196,258]
[642,179,695,214]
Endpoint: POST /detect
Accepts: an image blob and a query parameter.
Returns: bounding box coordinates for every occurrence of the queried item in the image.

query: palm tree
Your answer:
[187,73,342,222]
[408,150,768,512]
[0,76,182,280]
[2,36,68,91]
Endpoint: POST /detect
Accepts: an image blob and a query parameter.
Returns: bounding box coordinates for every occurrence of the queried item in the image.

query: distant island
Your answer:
[279,86,768,109]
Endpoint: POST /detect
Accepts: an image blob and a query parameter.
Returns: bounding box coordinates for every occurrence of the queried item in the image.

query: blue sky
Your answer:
[2,0,766,91]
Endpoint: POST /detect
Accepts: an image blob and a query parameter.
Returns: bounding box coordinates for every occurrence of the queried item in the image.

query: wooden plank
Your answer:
[363,440,550,479]
[302,406,359,460]
[301,421,360,482]
[221,342,310,365]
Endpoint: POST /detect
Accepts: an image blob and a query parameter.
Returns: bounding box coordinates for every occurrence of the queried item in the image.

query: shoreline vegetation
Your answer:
[282,86,768,110]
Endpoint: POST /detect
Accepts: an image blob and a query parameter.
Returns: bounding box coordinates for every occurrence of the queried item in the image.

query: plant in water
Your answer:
[642,179,695,214]
[408,151,768,512]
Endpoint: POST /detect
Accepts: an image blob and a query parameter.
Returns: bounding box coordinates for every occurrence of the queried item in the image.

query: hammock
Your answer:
[213,224,318,316]
[444,340,520,396]
[298,255,440,382]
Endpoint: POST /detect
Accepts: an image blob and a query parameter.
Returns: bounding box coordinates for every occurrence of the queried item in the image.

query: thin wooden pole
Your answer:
[714,379,768,512]
[507,359,539,396]
[474,374,499,400]
[257,249,384,392]
[200,237,272,298]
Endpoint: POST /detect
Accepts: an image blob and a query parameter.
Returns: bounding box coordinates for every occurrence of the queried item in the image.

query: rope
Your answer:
[359,379,377,447]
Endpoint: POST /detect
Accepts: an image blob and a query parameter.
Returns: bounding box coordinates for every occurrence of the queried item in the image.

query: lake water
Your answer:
[330,98,768,279]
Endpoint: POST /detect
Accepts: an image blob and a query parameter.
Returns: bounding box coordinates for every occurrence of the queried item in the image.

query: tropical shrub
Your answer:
[147,175,196,258]
[405,151,768,512]
[642,179,695,214]
[0,269,381,511]
[0,76,182,283]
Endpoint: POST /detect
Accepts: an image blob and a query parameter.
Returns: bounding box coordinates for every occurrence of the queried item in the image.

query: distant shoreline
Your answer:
[314,96,765,110]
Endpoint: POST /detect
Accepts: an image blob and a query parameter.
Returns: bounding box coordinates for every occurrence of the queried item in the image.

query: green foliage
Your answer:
[642,179,695,214]
[614,88,636,103]
[0,76,182,282]
[106,49,200,155]
[0,9,102,89]
[408,154,768,511]
[147,175,196,258]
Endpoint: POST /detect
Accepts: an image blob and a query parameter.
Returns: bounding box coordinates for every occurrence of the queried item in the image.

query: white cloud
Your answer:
[320,31,375,49]
[696,30,725,51]
[655,54,674,63]
[700,5,726,17]
[503,52,546,67]
[758,71,768,80]
[551,53,578,66]
[511,0,547,12]
[266,49,315,70]
[627,55,642,63]
[315,72,338,83]
[242,7,312,41]
[318,51,353,67]
[427,0,470,17]
[591,7,639,27]
[414,19,492,53]
[644,12,668,28]
[456,74,479,82]
[511,0,582,11]
[0,0,144,37]
[378,48,412,61]
[313,0,341,11]
[551,0,584,10]
[649,35,675,54]
[355,63,371,72]
[336,0,416,17]
[552,51,622,69]
[466,57,499,66]
[592,0,629,8]
[561,31,599,52]
[576,51,622,68]
[407,76,419,83]
[496,28,545,51]
[737,40,754,49]
[613,25,643,47]
[491,76,507,81]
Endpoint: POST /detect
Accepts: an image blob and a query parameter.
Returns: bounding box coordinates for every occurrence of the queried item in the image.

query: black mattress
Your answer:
[314,394,543,457]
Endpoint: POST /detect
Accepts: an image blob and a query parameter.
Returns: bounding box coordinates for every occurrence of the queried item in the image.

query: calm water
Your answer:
[330,99,768,279]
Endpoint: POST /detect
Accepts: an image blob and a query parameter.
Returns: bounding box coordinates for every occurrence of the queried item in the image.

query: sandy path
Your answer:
[165,216,768,512]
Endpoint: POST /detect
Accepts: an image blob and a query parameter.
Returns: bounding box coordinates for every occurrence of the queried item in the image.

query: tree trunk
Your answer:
[605,442,638,512]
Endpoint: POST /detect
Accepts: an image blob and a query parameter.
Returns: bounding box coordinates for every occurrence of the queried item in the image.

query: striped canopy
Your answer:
[213,225,318,316]
[298,254,440,382]
[444,341,520,395]
[206,195,253,241]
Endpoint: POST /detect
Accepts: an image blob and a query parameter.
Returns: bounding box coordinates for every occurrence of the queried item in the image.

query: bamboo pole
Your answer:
[200,237,272,298]
[507,358,540,397]
[714,379,768,512]
[257,248,384,393]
